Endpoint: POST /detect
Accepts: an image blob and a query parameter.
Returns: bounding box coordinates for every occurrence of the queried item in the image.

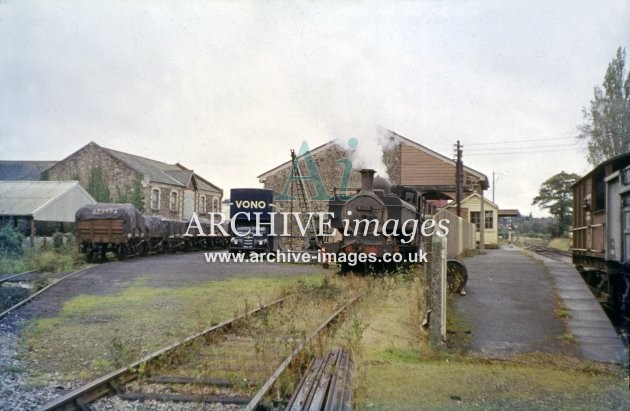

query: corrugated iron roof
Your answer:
[0,181,95,220]
[0,161,57,181]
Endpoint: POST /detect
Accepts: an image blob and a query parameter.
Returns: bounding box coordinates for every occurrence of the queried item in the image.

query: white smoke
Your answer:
[333,126,397,181]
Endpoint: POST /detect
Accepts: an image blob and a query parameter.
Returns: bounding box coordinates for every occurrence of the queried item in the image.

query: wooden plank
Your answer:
[118,392,250,404]
[145,376,233,386]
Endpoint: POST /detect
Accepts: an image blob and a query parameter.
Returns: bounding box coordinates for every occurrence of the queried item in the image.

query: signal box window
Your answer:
[485,211,494,229]
[151,189,160,210]
[470,211,481,231]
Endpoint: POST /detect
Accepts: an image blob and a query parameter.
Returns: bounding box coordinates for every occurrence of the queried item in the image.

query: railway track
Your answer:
[40,292,360,410]
[0,267,91,320]
[0,270,35,284]
[527,245,572,262]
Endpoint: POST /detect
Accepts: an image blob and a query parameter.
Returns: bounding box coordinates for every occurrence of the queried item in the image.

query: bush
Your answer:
[52,232,65,250]
[0,224,24,257]
[23,247,85,273]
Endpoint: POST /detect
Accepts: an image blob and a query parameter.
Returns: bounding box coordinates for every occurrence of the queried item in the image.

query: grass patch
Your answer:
[358,360,628,410]
[20,273,324,381]
[350,267,628,410]
[548,237,571,251]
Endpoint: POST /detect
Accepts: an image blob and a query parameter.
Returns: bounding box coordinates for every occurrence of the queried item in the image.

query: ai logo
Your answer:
[275,138,357,202]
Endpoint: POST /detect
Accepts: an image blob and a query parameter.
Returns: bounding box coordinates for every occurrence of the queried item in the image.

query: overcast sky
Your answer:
[1,1,629,216]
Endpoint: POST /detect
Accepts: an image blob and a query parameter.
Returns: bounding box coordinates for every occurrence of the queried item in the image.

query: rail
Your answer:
[38,295,291,411]
[0,270,35,285]
[244,295,361,410]
[0,267,91,320]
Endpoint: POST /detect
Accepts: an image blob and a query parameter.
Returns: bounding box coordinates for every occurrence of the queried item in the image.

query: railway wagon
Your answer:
[76,203,228,261]
[76,203,147,261]
[572,152,630,317]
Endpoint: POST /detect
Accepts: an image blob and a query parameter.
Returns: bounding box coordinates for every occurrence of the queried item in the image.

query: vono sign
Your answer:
[235,200,267,209]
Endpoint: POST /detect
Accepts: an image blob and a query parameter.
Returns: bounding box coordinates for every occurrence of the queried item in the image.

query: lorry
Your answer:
[229,188,281,254]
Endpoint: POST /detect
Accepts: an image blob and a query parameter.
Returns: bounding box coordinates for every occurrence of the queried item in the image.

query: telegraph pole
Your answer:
[492,171,495,203]
[454,141,463,217]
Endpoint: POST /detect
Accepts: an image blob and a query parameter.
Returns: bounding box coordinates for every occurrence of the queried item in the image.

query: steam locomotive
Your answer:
[325,169,425,273]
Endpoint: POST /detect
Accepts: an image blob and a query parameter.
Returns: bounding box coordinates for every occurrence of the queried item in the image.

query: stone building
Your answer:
[46,142,222,219]
[257,128,489,248]
[258,128,488,205]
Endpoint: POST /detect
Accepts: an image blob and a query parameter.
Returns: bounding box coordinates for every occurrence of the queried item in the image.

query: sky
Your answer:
[1,0,629,217]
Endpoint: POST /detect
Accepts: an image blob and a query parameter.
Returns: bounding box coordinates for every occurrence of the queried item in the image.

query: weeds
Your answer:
[559,333,577,345]
[108,335,137,368]
[296,276,342,299]
[23,247,85,273]
[555,306,571,319]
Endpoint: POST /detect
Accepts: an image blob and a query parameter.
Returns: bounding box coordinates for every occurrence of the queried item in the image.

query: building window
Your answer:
[170,191,178,212]
[151,189,160,210]
[213,198,219,212]
[485,211,494,229]
[199,195,206,214]
[470,211,481,231]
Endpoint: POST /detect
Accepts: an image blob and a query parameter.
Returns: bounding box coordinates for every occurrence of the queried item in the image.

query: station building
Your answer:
[257,128,491,248]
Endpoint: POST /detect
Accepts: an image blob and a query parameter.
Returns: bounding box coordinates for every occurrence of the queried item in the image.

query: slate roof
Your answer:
[0,161,57,181]
[102,147,186,186]
[164,170,194,186]
[92,144,222,193]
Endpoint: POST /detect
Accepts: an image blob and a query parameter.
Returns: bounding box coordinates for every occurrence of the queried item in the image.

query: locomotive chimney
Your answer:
[360,169,376,193]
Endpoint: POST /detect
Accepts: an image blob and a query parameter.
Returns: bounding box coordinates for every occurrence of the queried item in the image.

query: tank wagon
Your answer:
[572,152,630,318]
[76,203,228,261]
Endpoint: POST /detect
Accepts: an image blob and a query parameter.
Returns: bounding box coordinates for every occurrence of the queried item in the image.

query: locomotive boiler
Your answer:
[326,169,424,273]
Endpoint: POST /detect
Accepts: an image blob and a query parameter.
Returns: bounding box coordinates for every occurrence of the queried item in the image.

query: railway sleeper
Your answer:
[285,349,353,411]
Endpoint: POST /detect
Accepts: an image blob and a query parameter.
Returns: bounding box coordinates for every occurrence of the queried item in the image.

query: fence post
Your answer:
[427,234,447,347]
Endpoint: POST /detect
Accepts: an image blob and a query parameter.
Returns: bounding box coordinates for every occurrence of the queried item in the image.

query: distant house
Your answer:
[45,142,222,219]
[0,181,96,237]
[449,193,499,247]
[0,161,57,181]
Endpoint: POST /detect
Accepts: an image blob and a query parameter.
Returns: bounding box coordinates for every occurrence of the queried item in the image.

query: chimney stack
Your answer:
[360,169,376,193]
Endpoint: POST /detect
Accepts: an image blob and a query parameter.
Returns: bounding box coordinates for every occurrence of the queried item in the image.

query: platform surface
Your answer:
[453,247,628,365]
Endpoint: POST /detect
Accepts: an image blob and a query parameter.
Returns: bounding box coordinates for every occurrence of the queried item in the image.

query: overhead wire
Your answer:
[464,137,577,146]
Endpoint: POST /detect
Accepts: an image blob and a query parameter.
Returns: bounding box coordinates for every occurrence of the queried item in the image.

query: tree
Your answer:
[87,166,111,203]
[532,171,580,237]
[577,47,630,165]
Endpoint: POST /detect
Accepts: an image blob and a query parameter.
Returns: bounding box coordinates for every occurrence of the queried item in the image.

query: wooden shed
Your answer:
[449,193,499,247]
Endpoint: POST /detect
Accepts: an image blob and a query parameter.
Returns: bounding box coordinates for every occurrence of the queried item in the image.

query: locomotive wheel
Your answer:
[447,259,468,294]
